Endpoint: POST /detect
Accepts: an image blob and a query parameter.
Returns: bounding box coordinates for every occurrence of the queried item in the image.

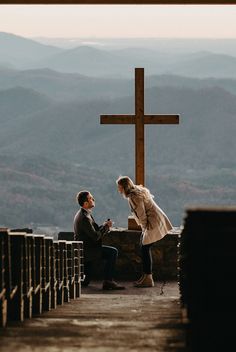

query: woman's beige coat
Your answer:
[128,188,173,245]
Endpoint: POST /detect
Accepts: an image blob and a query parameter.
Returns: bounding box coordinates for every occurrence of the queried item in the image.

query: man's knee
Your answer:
[111,246,118,258]
[103,245,118,258]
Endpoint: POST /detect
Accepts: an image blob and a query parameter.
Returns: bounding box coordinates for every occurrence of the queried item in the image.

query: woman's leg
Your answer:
[134,242,153,284]
[141,243,153,274]
[134,243,155,287]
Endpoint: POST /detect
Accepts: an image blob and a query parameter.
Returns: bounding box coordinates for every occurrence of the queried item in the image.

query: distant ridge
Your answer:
[2,67,236,101]
[0,86,53,123]
[0,32,63,67]
[169,52,236,78]
[3,32,236,78]
[0,84,235,171]
[32,36,236,56]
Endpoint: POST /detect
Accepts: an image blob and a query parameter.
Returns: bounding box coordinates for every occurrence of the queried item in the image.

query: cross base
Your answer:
[128,215,142,231]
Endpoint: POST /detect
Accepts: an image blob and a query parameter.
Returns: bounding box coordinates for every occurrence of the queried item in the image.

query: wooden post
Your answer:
[135,68,145,186]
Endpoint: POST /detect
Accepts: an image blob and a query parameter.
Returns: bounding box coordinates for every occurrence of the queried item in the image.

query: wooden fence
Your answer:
[0,228,84,328]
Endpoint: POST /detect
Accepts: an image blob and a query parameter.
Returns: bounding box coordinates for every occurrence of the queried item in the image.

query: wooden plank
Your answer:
[42,237,53,311]
[58,241,70,303]
[0,230,7,327]
[50,240,57,310]
[72,242,80,298]
[23,234,33,319]
[144,115,179,124]
[8,233,25,322]
[101,115,179,125]
[9,229,34,319]
[32,235,44,315]
[100,115,135,124]
[135,68,145,186]
[54,241,64,305]
[66,242,76,300]
[0,1,234,4]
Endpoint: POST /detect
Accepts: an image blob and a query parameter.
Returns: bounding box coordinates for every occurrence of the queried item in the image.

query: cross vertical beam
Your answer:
[135,68,145,186]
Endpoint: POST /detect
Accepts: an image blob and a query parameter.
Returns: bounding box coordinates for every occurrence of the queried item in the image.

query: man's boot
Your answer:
[102,280,126,290]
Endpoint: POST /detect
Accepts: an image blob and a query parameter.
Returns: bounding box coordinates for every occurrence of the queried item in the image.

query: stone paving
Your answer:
[0,281,187,352]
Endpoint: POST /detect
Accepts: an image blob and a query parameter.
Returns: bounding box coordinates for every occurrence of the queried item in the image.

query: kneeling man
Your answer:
[73,190,125,290]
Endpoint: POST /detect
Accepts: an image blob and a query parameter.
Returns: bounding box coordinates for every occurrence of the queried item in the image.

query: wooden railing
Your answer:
[0,228,84,328]
[177,207,236,351]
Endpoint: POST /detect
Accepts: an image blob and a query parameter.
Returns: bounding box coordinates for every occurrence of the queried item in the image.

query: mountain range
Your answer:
[0,81,235,169]
[0,32,235,232]
[2,32,236,78]
[3,66,236,102]
[0,32,62,67]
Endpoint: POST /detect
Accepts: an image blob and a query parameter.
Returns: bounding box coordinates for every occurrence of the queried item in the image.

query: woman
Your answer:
[116,176,173,288]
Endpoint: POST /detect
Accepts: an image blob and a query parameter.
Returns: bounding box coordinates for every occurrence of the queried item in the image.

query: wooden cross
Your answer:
[100,68,179,186]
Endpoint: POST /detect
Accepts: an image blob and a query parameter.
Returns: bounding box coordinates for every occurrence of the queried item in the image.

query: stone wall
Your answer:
[92,227,179,281]
[57,228,180,281]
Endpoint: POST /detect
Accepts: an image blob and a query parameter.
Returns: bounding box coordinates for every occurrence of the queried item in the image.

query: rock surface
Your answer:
[0,281,186,352]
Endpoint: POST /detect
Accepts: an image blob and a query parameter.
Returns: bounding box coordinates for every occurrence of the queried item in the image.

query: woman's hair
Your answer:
[116,176,135,197]
[116,176,151,199]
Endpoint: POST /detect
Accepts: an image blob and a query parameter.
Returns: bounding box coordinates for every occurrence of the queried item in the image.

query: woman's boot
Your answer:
[134,274,154,288]
[133,273,145,286]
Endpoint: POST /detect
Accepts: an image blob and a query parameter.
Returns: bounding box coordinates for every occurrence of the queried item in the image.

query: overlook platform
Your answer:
[0,280,187,352]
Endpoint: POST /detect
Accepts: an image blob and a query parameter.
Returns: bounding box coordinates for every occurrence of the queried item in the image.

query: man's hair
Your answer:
[76,190,89,206]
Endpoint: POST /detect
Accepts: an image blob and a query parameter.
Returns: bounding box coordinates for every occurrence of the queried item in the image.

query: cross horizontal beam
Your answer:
[144,115,179,124]
[101,114,179,125]
[100,115,135,124]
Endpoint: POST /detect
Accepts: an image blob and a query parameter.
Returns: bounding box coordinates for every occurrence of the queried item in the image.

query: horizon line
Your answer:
[17,34,236,40]
[3,31,236,40]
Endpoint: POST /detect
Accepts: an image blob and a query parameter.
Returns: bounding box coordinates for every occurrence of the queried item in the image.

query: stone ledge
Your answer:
[96,227,180,281]
[57,227,181,281]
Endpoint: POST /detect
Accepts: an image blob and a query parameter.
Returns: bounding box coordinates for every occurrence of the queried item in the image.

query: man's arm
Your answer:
[81,216,108,241]
[98,223,110,237]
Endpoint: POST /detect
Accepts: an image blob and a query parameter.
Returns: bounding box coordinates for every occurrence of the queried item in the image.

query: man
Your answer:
[73,190,125,290]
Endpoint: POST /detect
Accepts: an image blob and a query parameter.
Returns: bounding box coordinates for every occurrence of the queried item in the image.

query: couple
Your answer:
[73,176,173,290]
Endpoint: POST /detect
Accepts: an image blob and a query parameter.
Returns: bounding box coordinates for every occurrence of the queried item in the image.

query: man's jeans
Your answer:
[83,245,118,285]
[102,245,118,281]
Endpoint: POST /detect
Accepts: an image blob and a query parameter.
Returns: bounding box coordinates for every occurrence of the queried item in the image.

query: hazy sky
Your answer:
[1,5,236,38]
